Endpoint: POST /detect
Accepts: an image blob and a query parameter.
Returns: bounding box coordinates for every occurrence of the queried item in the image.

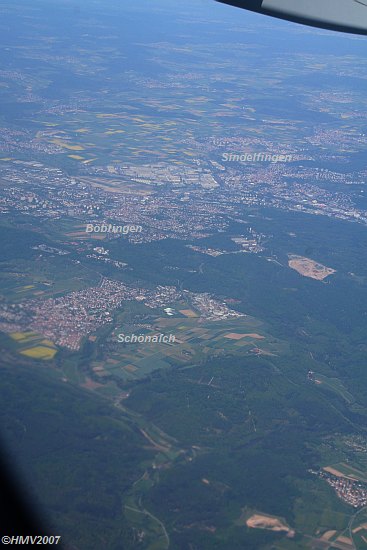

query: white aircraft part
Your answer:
[262,0,367,34]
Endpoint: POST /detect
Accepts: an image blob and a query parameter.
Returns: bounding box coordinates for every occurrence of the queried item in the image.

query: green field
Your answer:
[93,304,285,382]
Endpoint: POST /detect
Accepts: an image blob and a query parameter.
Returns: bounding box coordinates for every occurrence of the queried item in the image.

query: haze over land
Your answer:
[0,0,367,548]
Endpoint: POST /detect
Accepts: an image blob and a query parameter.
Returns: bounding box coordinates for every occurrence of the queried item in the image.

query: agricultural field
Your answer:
[351,509,367,549]
[10,331,57,360]
[323,463,367,484]
[91,300,284,383]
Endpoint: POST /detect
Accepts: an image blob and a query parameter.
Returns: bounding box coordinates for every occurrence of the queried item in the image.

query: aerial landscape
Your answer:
[0,0,367,548]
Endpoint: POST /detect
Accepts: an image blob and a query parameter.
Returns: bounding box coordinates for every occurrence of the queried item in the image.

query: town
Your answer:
[310,468,367,509]
[1,142,367,250]
[0,279,245,351]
